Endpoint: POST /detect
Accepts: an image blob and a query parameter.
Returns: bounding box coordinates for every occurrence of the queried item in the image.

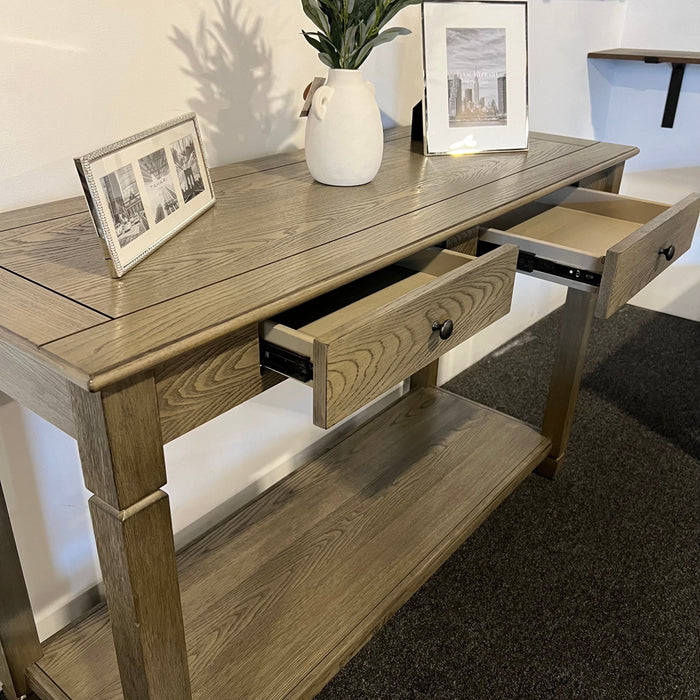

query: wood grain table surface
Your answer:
[0,127,638,392]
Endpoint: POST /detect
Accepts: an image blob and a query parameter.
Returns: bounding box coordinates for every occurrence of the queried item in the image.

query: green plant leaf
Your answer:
[318,0,342,24]
[317,2,343,47]
[343,25,358,51]
[302,31,327,53]
[301,0,324,29]
[316,32,339,55]
[318,12,332,35]
[340,25,359,67]
[301,0,416,69]
[367,7,378,30]
[318,51,339,68]
[377,0,420,30]
[351,42,374,68]
[372,26,411,45]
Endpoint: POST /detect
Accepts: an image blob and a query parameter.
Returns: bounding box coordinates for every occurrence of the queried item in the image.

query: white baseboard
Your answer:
[35,582,104,643]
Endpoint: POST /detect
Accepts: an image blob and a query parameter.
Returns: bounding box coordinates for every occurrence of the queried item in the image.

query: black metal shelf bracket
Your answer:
[645,58,687,129]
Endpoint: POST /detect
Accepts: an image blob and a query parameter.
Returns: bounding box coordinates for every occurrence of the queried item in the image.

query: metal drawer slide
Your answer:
[260,342,313,383]
[477,240,602,287]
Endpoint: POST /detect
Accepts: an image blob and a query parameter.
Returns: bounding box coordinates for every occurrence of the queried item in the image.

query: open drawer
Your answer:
[261,245,517,429]
[477,186,700,318]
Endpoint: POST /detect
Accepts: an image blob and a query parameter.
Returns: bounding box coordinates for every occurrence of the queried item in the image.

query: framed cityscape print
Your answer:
[421,1,528,155]
[75,113,215,277]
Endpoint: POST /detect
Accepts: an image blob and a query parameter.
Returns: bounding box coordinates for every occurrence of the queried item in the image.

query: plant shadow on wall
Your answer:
[170,0,298,166]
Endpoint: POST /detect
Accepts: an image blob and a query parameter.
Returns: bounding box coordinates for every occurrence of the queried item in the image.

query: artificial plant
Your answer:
[301,0,420,70]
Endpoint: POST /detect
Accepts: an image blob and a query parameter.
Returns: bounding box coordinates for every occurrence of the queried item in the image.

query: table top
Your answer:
[0,128,637,391]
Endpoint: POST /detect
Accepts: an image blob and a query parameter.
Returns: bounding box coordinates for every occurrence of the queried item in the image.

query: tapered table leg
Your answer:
[70,373,191,700]
[536,287,596,478]
[537,162,626,478]
[0,480,42,700]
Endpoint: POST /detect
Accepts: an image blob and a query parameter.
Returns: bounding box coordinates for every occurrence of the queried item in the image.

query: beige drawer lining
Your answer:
[262,248,475,357]
[480,186,673,272]
[504,206,639,259]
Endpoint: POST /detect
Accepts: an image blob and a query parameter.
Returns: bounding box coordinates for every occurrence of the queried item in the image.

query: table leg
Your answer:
[537,162,625,479]
[70,373,191,700]
[537,287,596,479]
[409,360,439,390]
[0,480,42,700]
[1,639,17,700]
[578,163,625,195]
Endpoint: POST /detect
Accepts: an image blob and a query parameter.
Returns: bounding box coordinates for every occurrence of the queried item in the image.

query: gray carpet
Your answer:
[318,304,700,699]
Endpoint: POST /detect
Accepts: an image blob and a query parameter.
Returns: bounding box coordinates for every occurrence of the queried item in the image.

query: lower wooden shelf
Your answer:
[28,388,550,700]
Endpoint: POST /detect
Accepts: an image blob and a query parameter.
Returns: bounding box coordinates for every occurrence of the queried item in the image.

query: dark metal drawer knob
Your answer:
[659,245,676,261]
[432,319,454,340]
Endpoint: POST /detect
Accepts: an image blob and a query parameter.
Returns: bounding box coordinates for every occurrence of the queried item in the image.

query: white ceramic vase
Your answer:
[305,69,384,187]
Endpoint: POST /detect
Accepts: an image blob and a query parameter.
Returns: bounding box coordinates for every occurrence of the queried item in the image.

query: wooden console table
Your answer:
[1,128,696,699]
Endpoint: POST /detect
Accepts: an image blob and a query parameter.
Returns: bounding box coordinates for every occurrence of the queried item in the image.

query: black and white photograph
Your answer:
[422,1,528,155]
[170,135,205,203]
[75,112,215,277]
[138,148,179,224]
[100,164,150,246]
[447,28,507,128]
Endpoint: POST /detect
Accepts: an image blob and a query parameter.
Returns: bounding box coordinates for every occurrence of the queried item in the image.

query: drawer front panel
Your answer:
[313,245,518,428]
[596,193,700,318]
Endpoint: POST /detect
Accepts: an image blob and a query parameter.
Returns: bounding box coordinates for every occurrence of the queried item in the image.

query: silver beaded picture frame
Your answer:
[75,113,215,277]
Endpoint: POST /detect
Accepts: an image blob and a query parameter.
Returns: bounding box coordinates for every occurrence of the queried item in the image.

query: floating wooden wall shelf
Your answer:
[588,48,700,128]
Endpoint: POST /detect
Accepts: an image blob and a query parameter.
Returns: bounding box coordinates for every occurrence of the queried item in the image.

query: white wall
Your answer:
[589,0,700,321]
[1,0,632,640]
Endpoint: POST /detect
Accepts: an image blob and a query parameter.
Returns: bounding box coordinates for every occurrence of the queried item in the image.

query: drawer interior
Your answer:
[479,186,670,285]
[261,248,473,379]
[487,187,669,250]
[275,267,433,338]
[505,204,639,257]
